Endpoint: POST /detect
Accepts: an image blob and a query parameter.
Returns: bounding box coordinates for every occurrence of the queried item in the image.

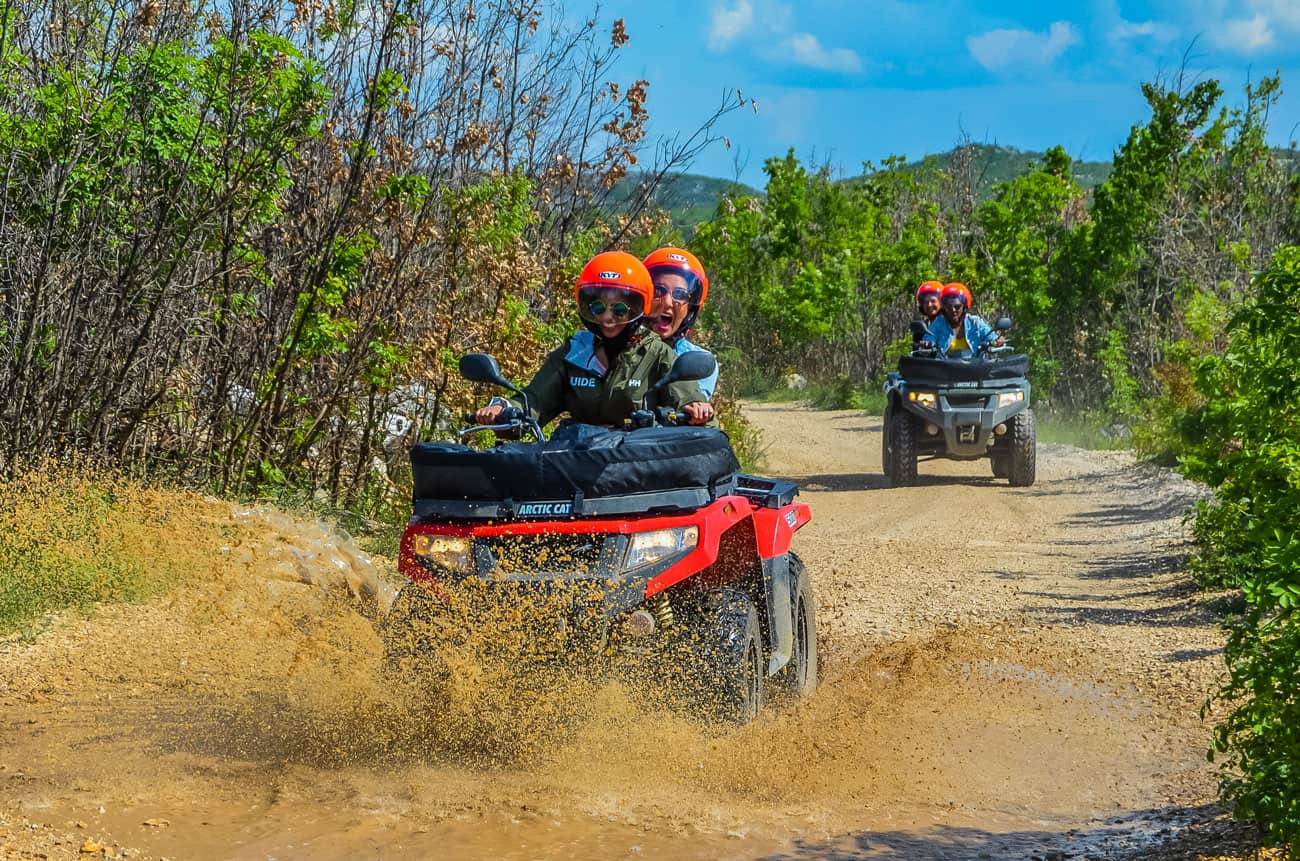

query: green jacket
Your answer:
[505,329,705,427]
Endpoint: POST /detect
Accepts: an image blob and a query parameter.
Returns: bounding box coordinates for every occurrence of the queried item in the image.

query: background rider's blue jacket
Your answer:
[675,336,719,399]
[927,314,999,356]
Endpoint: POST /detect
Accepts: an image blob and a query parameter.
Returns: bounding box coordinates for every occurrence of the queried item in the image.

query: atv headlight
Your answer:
[625,526,698,571]
[908,391,937,408]
[997,390,1025,407]
[410,534,471,573]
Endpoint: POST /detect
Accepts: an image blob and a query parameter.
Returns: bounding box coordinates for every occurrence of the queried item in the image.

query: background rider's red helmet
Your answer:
[643,246,709,309]
[574,251,654,327]
[916,280,943,299]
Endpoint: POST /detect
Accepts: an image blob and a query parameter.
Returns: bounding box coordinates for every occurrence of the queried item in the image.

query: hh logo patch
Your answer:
[570,376,598,388]
[628,379,641,387]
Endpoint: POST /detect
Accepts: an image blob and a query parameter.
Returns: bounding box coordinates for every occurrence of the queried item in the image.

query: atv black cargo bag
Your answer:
[410,424,740,504]
[898,353,1029,386]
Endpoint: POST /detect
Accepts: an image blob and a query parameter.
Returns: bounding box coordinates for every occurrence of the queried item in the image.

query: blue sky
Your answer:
[613,0,1300,185]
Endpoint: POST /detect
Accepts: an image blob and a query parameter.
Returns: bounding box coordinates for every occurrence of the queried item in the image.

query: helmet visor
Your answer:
[577,286,646,325]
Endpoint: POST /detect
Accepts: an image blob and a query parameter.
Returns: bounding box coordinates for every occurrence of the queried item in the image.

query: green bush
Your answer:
[1178,246,1300,850]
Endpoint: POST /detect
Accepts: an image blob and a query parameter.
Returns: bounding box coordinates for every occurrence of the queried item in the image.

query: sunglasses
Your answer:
[654,284,692,302]
[588,301,632,318]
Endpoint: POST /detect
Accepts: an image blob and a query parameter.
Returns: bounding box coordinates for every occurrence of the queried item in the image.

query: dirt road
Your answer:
[1,404,1240,860]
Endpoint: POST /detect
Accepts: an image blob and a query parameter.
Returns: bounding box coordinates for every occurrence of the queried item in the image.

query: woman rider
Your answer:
[473,250,713,426]
[914,280,944,342]
[643,247,717,405]
[925,283,1004,356]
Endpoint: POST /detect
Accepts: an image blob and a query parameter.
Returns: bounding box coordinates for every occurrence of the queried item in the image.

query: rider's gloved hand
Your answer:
[683,401,714,425]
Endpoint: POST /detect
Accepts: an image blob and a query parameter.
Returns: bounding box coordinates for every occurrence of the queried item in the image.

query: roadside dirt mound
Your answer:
[1,405,1233,860]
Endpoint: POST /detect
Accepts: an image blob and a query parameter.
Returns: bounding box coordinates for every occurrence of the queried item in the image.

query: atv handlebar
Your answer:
[458,406,544,442]
[622,406,692,430]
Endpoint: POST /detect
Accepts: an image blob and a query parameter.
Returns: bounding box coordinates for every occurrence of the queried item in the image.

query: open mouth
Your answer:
[650,312,676,334]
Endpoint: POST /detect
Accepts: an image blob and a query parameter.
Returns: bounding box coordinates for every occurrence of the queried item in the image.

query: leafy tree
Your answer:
[971,145,1083,395]
[1178,246,1300,850]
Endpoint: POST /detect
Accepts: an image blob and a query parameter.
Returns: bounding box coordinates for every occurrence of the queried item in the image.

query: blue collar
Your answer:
[564,330,605,376]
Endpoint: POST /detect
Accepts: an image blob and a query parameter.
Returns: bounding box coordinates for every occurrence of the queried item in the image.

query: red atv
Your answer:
[385,351,817,722]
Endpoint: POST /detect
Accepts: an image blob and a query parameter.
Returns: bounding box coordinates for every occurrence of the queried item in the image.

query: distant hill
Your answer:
[609,172,759,237]
[619,145,1114,235]
[903,144,1113,198]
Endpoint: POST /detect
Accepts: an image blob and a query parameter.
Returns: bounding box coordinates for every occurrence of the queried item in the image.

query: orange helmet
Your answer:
[916,280,943,298]
[944,282,973,308]
[940,284,968,308]
[574,250,654,329]
[643,246,709,309]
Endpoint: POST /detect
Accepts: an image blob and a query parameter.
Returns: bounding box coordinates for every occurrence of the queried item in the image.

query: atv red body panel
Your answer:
[397,492,810,600]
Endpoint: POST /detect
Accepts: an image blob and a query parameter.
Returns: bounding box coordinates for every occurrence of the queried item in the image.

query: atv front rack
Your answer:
[413,475,740,522]
[410,473,800,522]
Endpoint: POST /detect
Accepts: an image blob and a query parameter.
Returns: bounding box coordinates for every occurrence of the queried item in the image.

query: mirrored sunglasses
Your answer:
[653,284,693,302]
[588,301,632,318]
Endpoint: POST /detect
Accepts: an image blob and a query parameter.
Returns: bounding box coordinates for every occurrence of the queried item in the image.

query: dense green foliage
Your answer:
[691,79,1298,418]
[1168,247,1300,850]
[0,0,741,513]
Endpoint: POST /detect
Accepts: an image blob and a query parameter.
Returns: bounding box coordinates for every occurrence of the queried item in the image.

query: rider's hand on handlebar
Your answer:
[682,401,714,425]
[994,335,1006,347]
[475,403,505,424]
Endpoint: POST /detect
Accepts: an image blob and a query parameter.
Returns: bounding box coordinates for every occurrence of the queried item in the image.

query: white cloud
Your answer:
[1216,14,1274,52]
[1108,19,1177,43]
[709,0,753,50]
[781,32,864,73]
[967,21,1080,71]
[1248,0,1300,32]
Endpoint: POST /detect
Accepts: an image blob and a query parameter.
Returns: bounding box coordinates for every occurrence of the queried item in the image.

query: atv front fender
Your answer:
[761,554,794,676]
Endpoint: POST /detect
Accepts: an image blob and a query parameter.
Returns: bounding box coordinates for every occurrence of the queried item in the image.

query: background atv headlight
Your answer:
[625,526,698,571]
[410,534,471,572]
[998,390,1025,407]
[908,391,937,408]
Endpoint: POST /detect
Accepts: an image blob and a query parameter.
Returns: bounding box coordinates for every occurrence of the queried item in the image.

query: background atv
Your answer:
[882,317,1035,487]
[383,351,817,724]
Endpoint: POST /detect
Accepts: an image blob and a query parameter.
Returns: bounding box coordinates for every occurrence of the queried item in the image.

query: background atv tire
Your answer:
[770,552,817,703]
[684,588,764,724]
[886,409,919,486]
[881,403,894,475]
[1007,409,1036,487]
[990,453,1008,478]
